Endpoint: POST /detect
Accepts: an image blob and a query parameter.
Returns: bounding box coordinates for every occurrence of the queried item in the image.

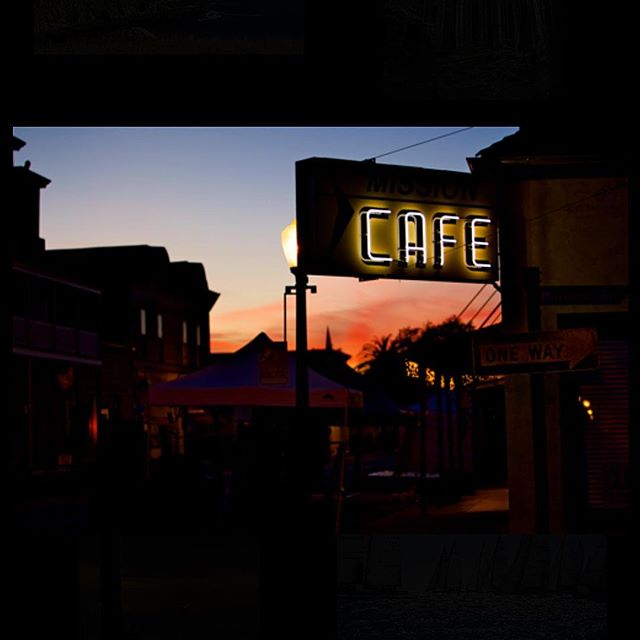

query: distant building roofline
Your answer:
[47,244,169,255]
[12,164,51,188]
[12,135,26,151]
[472,125,631,165]
[46,244,218,308]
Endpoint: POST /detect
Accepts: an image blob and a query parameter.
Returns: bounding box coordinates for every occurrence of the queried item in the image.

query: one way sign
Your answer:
[474,328,598,374]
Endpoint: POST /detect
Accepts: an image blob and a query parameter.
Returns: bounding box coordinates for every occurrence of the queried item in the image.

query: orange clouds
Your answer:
[305,281,484,365]
[210,299,285,353]
[210,278,495,367]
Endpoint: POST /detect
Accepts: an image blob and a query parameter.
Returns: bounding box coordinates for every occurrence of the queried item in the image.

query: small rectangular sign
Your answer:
[259,344,289,385]
[296,157,498,283]
[474,328,598,374]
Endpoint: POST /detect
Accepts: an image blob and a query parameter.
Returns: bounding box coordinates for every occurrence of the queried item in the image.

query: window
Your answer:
[11,270,30,316]
[77,290,99,330]
[54,283,78,326]
[29,276,54,322]
[196,325,201,347]
[157,313,163,339]
[182,320,188,344]
[140,309,147,335]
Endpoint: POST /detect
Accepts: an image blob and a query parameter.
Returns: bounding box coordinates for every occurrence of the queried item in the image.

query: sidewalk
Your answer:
[340,488,510,533]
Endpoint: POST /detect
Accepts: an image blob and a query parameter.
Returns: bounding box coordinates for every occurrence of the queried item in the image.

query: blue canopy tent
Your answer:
[149,333,363,409]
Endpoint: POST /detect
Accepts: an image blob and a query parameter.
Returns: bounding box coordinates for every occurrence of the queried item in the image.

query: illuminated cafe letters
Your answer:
[359,207,492,271]
[296,157,498,283]
[398,210,427,268]
[360,208,393,264]
[465,216,492,269]
[433,213,460,270]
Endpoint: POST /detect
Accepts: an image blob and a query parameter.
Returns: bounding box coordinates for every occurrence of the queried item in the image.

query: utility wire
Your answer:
[468,289,498,325]
[356,170,625,336]
[364,127,474,162]
[364,138,625,275]
[360,144,625,328]
[524,181,626,227]
[416,181,626,269]
[455,284,488,321]
[479,301,502,328]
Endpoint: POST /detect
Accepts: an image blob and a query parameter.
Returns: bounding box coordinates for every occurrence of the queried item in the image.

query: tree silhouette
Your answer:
[357,334,397,374]
[358,317,476,472]
[356,317,474,409]
[357,332,415,404]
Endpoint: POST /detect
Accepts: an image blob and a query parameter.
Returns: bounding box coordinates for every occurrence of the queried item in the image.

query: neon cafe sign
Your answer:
[295,158,498,283]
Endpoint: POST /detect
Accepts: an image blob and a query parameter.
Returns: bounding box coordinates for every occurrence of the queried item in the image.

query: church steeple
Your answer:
[325,326,333,351]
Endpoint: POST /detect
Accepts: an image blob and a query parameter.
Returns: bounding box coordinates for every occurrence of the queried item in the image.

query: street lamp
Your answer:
[280,218,318,511]
[280,219,298,271]
[280,219,316,409]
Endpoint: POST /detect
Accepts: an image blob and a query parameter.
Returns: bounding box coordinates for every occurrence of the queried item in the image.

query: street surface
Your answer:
[79,530,259,639]
[338,592,606,640]
[339,488,510,534]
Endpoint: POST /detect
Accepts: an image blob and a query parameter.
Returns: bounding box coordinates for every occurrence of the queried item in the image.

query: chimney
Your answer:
[10,137,50,259]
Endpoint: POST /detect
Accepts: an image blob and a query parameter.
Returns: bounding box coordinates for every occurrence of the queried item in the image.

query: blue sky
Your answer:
[13,126,516,358]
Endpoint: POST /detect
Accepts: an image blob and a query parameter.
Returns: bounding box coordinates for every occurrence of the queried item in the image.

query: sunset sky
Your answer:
[13,127,515,364]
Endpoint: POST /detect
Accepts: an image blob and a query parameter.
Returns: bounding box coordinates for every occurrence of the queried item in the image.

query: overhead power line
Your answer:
[455,284,487,321]
[479,301,502,328]
[415,181,626,270]
[468,289,498,326]
[364,127,474,162]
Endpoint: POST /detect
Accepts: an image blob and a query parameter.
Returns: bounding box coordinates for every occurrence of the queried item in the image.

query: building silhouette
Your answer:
[47,245,219,416]
[9,135,219,477]
[470,125,630,532]
[10,136,101,474]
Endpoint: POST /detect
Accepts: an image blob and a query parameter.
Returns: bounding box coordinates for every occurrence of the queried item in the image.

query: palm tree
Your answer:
[358,331,422,404]
[356,334,396,373]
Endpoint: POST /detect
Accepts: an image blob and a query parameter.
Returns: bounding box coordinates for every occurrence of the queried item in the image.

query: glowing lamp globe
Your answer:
[281,219,298,269]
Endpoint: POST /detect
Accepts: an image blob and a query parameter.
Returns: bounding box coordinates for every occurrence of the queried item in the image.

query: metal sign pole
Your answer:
[524,266,549,533]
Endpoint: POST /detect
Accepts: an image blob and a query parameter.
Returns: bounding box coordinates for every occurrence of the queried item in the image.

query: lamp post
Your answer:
[275,217,328,640]
[283,284,295,348]
[281,219,318,511]
[283,282,317,349]
[281,219,316,408]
